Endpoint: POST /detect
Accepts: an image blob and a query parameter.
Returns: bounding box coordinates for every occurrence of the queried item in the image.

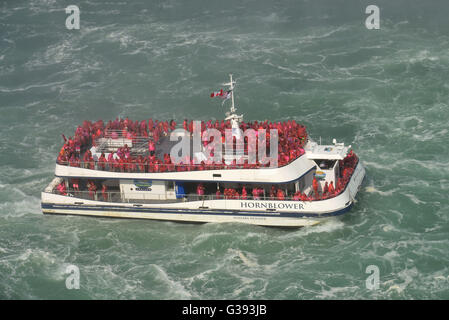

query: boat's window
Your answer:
[167,181,175,191]
[314,160,336,170]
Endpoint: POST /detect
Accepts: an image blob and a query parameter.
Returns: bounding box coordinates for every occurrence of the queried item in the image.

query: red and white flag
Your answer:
[221,90,231,100]
[210,89,224,98]
[221,90,232,105]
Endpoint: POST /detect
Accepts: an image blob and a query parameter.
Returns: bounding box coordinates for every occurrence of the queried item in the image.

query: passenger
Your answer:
[72,179,79,192]
[116,147,124,159]
[57,182,67,196]
[312,177,319,196]
[88,154,95,170]
[73,156,80,168]
[323,181,329,195]
[197,183,205,200]
[277,188,285,201]
[87,181,97,200]
[166,159,174,172]
[241,186,247,200]
[83,150,91,168]
[119,158,126,172]
[170,120,176,131]
[258,187,265,199]
[74,138,81,155]
[153,128,160,144]
[112,157,120,172]
[128,157,137,172]
[252,187,259,200]
[216,188,222,199]
[148,140,155,155]
[102,184,108,202]
[269,185,276,200]
[137,155,145,172]
[98,153,106,170]
[57,153,67,165]
[293,192,301,201]
[328,181,335,195]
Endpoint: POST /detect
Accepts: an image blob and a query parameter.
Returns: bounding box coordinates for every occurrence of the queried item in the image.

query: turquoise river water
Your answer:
[1,0,449,299]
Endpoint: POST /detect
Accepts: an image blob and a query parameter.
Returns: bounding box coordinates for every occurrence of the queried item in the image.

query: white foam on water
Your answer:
[0,69,75,94]
[403,193,425,205]
[300,25,350,42]
[178,243,274,299]
[150,264,192,299]
[412,131,437,142]
[277,218,345,242]
[365,185,399,197]
[24,39,75,71]
[382,224,399,233]
[231,277,268,299]
[190,231,231,248]
[315,284,360,299]
[399,159,449,173]
[433,275,448,281]
[384,267,419,297]
[259,12,288,23]
[107,30,136,49]
[359,161,392,172]
[397,179,430,188]
[363,157,449,176]
[228,249,259,268]
[2,0,449,300]
[77,264,132,299]
[0,247,70,287]
[0,187,42,218]
[409,50,440,63]
[301,219,345,236]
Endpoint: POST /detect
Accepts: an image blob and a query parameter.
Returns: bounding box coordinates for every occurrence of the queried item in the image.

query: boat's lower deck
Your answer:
[41,161,365,227]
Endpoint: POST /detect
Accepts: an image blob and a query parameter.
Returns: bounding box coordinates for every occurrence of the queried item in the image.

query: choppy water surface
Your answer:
[1,0,449,299]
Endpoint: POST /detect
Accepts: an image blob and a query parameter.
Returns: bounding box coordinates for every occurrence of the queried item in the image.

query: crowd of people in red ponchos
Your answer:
[55,178,108,201]
[56,118,308,172]
[307,149,358,200]
[189,151,358,202]
[54,117,359,202]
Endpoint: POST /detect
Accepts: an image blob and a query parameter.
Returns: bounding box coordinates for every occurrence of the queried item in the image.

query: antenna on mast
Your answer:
[222,74,243,126]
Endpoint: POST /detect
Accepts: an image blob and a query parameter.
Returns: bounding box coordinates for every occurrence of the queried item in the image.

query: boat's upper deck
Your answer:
[305,140,350,160]
[56,118,309,175]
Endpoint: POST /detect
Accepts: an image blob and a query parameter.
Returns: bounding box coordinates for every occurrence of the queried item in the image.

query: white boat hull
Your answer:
[42,163,365,227]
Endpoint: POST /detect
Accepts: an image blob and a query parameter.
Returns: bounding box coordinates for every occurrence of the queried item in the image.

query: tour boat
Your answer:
[41,75,365,227]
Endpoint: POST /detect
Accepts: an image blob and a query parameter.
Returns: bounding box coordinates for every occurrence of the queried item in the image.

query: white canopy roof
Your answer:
[305,141,350,160]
